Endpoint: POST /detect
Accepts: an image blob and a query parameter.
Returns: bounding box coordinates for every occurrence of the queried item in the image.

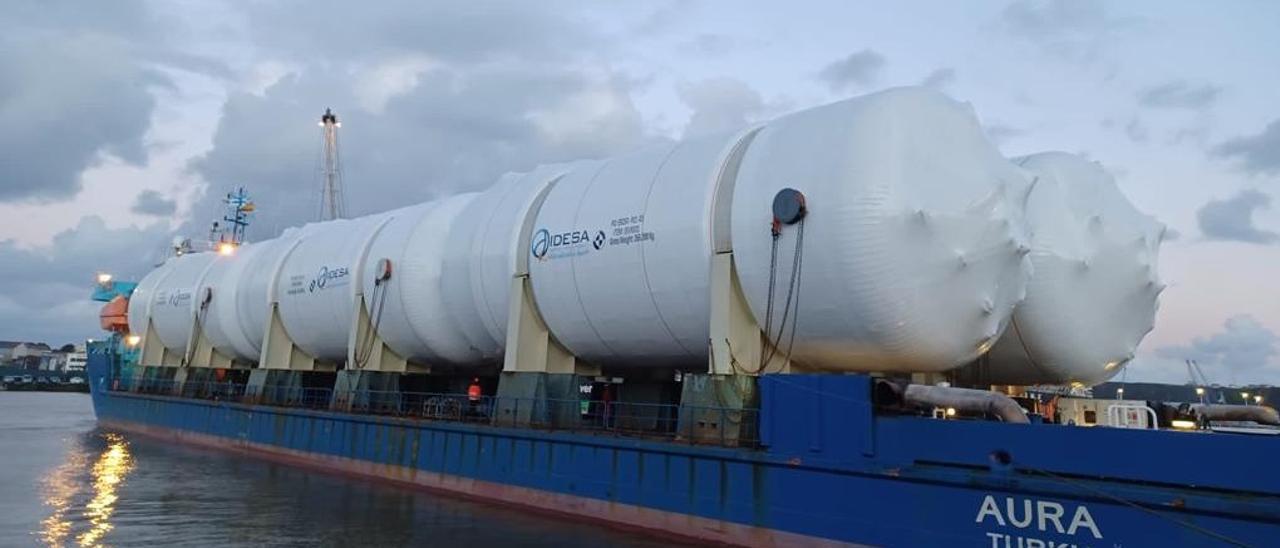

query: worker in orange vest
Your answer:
[467,378,482,417]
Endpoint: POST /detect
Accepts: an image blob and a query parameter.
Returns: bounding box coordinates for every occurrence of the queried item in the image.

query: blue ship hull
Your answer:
[87,353,1280,547]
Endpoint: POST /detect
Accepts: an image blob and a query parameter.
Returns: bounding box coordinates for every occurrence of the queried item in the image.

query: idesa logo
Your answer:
[308,265,350,292]
[530,228,606,259]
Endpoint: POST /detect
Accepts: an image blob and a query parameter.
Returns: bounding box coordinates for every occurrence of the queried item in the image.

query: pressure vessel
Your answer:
[527,130,754,367]
[441,165,575,361]
[198,244,264,360]
[360,194,480,364]
[274,215,388,360]
[232,228,305,356]
[127,87,1161,381]
[985,152,1164,385]
[131,252,217,352]
[730,87,1031,372]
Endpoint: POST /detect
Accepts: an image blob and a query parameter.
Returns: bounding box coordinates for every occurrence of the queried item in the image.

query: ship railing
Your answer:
[107,377,759,448]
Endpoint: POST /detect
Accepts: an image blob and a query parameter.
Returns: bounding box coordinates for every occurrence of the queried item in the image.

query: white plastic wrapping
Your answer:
[986,152,1164,385]
[142,252,217,351]
[441,165,574,361]
[380,194,479,363]
[199,246,263,361]
[358,202,440,361]
[275,216,387,360]
[730,88,1031,372]
[233,229,305,356]
[126,258,171,339]
[127,86,1168,382]
[528,130,750,366]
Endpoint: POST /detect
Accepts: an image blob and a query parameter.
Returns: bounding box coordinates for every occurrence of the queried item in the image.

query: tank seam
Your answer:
[639,143,700,360]
[569,161,623,361]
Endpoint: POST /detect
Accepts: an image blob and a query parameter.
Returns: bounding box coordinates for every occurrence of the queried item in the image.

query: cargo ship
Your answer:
[87,88,1280,546]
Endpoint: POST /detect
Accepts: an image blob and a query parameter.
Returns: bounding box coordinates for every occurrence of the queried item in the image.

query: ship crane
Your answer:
[1185,359,1217,404]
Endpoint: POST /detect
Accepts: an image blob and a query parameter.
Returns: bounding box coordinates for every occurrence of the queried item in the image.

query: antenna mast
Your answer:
[318,108,346,221]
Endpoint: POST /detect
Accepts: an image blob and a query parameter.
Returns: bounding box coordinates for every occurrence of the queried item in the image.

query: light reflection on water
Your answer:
[78,433,133,546]
[37,432,133,547]
[4,393,674,548]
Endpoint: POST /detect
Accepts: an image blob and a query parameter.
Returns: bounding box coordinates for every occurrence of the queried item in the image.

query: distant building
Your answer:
[1,342,55,370]
[64,351,87,373]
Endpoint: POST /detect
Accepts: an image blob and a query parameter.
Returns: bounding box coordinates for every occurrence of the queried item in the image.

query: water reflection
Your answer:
[79,433,133,546]
[39,443,86,546]
[6,392,672,548]
[37,432,133,547]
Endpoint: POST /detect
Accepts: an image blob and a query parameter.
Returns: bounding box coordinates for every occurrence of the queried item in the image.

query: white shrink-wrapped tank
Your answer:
[361,194,480,364]
[128,86,1059,377]
[527,130,755,367]
[126,258,169,338]
[198,245,265,361]
[130,252,217,352]
[731,87,1032,373]
[232,229,305,357]
[275,215,388,360]
[986,152,1164,385]
[441,165,575,361]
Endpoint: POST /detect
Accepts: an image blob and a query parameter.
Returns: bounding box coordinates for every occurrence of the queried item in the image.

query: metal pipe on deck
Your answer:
[903,384,1030,424]
[1191,404,1280,426]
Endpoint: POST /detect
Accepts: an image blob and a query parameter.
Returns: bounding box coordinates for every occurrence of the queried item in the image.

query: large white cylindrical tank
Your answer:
[362,194,480,364]
[441,165,574,361]
[139,252,218,351]
[731,87,1031,372]
[986,152,1164,385]
[127,257,172,339]
[200,243,267,361]
[232,228,304,356]
[275,215,388,360]
[528,130,752,367]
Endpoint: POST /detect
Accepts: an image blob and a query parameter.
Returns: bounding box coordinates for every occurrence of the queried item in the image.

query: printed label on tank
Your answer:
[531,228,608,260]
[283,266,351,296]
[975,495,1103,547]
[531,213,655,260]
[607,214,655,247]
[153,290,191,308]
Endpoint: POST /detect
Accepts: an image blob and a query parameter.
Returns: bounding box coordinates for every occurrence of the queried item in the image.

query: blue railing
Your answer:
[110,376,759,447]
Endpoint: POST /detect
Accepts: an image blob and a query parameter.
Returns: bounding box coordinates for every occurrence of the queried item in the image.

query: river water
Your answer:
[0,392,676,547]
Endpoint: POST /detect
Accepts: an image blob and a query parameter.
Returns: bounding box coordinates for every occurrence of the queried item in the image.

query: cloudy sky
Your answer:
[2,1,1278,384]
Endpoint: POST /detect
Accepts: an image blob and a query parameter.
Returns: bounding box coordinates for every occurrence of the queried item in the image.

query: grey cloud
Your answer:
[1125,118,1149,144]
[187,64,657,241]
[1156,315,1279,382]
[680,34,735,57]
[1138,81,1221,110]
[243,1,596,64]
[178,2,666,241]
[1214,119,1280,176]
[1196,189,1278,244]
[921,68,956,89]
[132,190,178,216]
[677,78,765,139]
[817,49,885,92]
[0,35,162,202]
[984,123,1025,145]
[631,0,692,36]
[1000,0,1134,62]
[0,216,173,343]
[0,0,224,203]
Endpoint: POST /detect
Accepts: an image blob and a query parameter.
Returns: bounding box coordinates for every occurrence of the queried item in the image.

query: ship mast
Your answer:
[318,108,346,221]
